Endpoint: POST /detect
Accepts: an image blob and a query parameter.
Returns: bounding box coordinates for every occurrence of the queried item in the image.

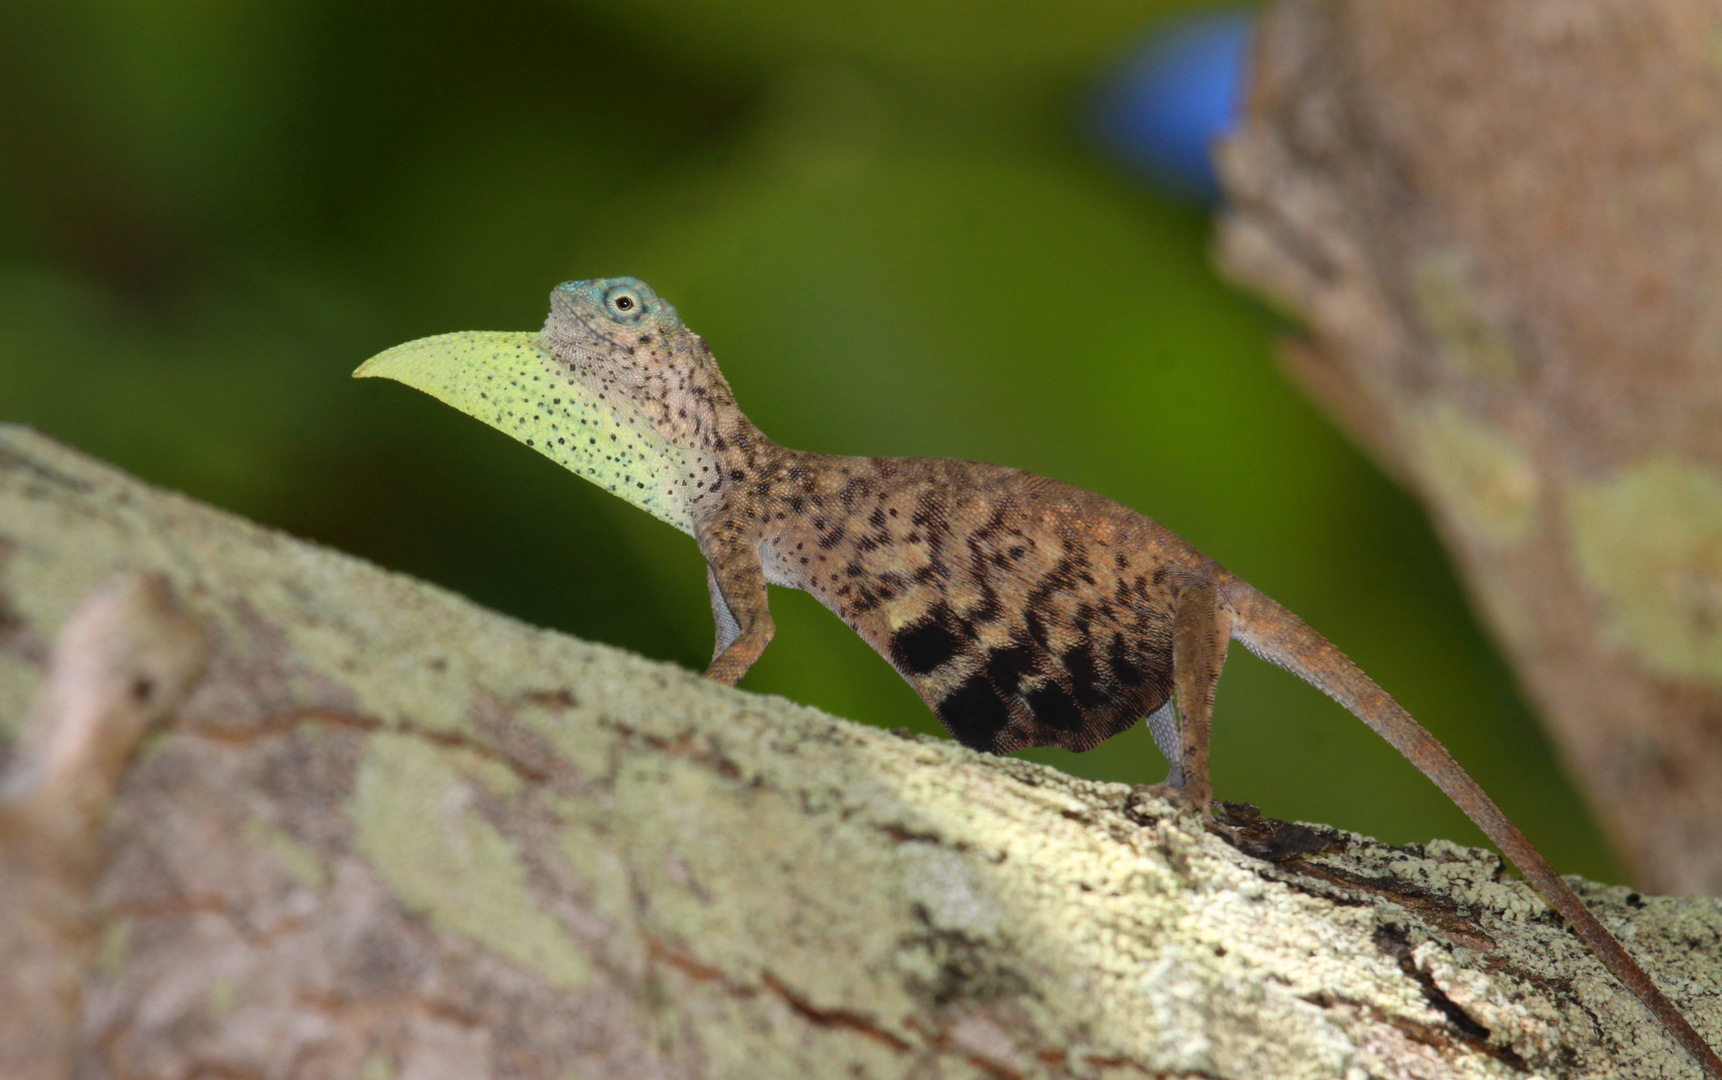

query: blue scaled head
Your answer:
[543,277,689,387]
[549,276,681,329]
[540,276,733,453]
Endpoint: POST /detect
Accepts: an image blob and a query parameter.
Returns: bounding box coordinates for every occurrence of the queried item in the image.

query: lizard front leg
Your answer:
[705,563,743,661]
[701,545,775,686]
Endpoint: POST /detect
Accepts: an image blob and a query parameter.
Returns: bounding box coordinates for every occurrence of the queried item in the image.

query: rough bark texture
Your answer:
[1216,0,1722,895]
[0,573,207,1080]
[1,430,1719,1078]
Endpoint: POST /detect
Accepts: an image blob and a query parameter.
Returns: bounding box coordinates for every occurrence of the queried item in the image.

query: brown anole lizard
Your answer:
[358,277,1722,1078]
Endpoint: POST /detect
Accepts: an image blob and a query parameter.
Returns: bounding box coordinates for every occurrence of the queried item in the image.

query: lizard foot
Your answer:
[1128,782,1212,818]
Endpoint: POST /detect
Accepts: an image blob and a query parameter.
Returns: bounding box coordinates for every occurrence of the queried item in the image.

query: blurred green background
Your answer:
[0,0,1621,879]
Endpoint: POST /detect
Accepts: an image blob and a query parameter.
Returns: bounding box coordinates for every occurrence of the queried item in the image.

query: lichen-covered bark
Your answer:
[0,573,206,1080]
[1216,0,1722,894]
[0,424,1717,1079]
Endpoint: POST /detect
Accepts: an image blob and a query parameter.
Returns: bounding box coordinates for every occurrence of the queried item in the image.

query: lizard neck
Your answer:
[680,377,775,463]
[627,335,776,462]
[685,408,794,533]
[707,413,779,469]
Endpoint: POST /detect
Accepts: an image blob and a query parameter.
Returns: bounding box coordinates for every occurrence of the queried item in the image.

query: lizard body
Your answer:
[361,277,1722,1078]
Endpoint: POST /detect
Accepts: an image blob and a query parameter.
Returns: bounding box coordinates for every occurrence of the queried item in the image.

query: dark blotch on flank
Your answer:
[912,559,949,584]
[1108,632,1147,686]
[1061,643,1110,707]
[1025,682,1086,732]
[892,611,964,675]
[849,585,881,617]
[985,643,1037,694]
[1042,559,1081,594]
[1024,607,1049,648]
[966,583,1002,624]
[937,676,1013,750]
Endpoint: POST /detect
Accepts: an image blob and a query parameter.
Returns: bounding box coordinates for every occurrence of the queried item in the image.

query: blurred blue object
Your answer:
[1092,9,1254,203]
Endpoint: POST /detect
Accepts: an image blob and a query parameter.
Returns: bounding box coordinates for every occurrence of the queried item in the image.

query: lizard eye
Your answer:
[605,286,643,320]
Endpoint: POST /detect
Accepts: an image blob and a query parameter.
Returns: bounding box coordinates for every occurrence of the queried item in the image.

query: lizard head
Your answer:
[541,277,741,453]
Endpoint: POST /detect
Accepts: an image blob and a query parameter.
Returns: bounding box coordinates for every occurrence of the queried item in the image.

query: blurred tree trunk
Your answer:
[1217,0,1722,894]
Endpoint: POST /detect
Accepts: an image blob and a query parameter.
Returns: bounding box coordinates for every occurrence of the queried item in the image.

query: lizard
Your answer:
[356,276,1722,1079]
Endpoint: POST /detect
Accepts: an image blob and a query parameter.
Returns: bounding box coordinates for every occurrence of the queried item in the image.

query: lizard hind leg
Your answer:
[1140,567,1231,811]
[1145,699,1184,789]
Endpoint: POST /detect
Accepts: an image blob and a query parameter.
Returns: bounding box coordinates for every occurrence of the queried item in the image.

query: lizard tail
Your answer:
[1221,575,1722,1079]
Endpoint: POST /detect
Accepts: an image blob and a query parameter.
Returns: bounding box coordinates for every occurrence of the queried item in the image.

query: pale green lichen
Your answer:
[357,1050,396,1080]
[1412,941,1563,1064]
[245,815,330,891]
[0,652,33,738]
[206,976,239,1019]
[513,700,621,788]
[353,732,592,989]
[446,741,525,799]
[1407,403,1541,547]
[1414,252,1521,384]
[96,917,131,977]
[553,825,636,936]
[898,840,1007,939]
[1567,457,1722,684]
[567,702,1458,1078]
[606,745,922,1012]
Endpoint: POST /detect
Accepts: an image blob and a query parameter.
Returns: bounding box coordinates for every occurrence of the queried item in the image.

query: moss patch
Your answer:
[246,815,330,891]
[357,1050,396,1080]
[1408,403,1540,547]
[1567,457,1722,683]
[96,918,131,977]
[354,731,591,989]
[1414,252,1521,384]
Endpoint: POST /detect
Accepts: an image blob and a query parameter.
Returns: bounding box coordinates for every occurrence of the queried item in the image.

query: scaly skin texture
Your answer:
[536,277,1721,1079]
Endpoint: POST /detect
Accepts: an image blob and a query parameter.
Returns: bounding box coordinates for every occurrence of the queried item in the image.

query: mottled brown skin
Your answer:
[540,278,1721,1078]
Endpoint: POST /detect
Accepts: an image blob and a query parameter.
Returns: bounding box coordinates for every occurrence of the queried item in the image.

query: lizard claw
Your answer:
[1129,782,1211,817]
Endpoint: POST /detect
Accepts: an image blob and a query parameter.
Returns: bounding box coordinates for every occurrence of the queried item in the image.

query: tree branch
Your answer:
[0,424,1716,1078]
